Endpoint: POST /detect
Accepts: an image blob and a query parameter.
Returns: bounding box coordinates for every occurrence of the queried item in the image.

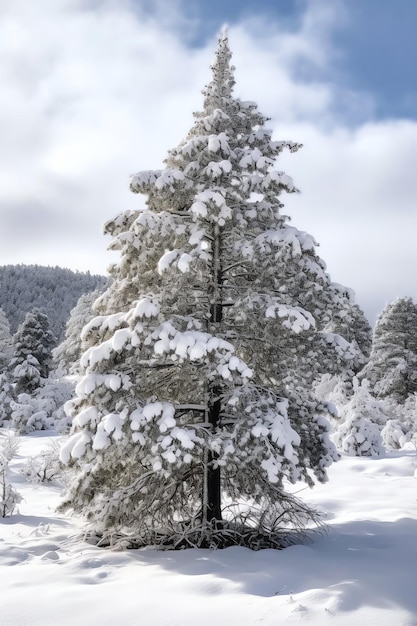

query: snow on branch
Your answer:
[239,147,274,170]
[270,140,303,153]
[130,297,161,320]
[157,248,196,275]
[254,226,317,258]
[265,303,315,333]
[158,250,180,274]
[207,132,231,154]
[191,190,232,225]
[261,171,295,192]
[204,160,232,178]
[319,332,359,360]
[81,312,126,341]
[152,325,253,379]
[130,169,185,193]
[129,170,162,192]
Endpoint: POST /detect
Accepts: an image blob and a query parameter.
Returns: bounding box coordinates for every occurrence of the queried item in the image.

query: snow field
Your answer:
[1,432,417,626]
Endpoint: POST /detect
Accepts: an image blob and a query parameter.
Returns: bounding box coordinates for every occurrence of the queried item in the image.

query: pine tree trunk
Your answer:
[205,225,223,524]
[207,389,222,522]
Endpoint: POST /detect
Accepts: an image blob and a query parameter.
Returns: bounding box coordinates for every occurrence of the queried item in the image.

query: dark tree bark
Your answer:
[207,389,222,522]
[205,226,223,523]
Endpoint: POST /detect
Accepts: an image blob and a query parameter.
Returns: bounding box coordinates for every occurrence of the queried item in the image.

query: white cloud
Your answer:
[277,119,417,322]
[0,0,416,322]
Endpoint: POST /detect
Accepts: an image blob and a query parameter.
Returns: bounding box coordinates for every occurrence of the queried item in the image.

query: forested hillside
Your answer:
[0,265,107,342]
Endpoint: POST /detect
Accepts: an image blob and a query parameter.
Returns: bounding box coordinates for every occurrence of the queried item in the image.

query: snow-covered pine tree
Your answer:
[0,310,72,433]
[0,309,14,425]
[361,297,417,403]
[10,308,55,394]
[0,308,13,374]
[59,35,370,549]
[0,308,14,426]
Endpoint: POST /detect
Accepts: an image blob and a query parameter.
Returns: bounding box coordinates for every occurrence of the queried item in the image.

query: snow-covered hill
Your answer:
[1,432,416,626]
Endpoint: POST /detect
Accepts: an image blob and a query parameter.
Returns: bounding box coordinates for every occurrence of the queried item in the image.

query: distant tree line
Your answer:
[0,264,107,342]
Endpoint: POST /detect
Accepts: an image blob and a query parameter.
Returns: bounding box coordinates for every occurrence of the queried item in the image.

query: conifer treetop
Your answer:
[202,32,236,112]
[129,32,302,207]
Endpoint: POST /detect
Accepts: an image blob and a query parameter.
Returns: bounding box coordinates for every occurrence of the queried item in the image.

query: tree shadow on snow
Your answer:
[127,517,417,614]
[1,513,70,528]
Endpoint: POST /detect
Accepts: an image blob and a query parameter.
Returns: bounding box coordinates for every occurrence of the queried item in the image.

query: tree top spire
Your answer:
[202,31,235,110]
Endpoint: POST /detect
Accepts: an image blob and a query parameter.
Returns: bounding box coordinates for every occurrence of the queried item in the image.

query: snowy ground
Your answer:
[1,432,417,626]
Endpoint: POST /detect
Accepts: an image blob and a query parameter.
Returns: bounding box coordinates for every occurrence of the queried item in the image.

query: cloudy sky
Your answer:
[1,0,416,323]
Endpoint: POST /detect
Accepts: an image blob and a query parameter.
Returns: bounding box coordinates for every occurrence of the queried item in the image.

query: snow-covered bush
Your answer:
[333,378,387,456]
[334,414,384,457]
[377,393,417,450]
[9,395,51,434]
[0,433,20,461]
[7,379,74,435]
[21,441,63,484]
[381,419,411,451]
[37,379,75,432]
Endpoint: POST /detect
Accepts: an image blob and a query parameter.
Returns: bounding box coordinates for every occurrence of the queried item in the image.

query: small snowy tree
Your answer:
[0,469,22,517]
[0,373,15,426]
[0,307,13,374]
[335,414,383,457]
[333,379,386,456]
[12,354,42,396]
[361,297,417,403]
[21,440,63,484]
[10,308,55,388]
[0,435,22,517]
[58,35,373,549]
[378,393,417,450]
[1,309,70,434]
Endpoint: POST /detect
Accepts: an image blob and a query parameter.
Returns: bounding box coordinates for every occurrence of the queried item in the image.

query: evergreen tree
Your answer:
[361,297,417,403]
[59,35,371,548]
[0,308,74,433]
[0,308,13,374]
[0,373,14,426]
[10,308,55,394]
